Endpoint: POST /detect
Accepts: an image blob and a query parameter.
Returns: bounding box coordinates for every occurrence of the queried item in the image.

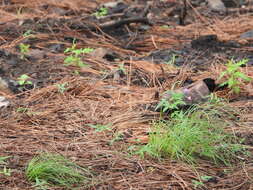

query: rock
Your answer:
[0,77,12,95]
[28,49,47,60]
[240,29,253,39]
[161,78,216,106]
[0,96,10,108]
[207,0,226,12]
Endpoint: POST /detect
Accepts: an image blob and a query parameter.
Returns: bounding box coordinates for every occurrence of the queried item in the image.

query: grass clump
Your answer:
[26,153,92,189]
[139,101,246,165]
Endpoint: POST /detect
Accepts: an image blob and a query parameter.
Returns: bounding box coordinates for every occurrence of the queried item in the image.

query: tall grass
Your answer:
[138,101,246,165]
[26,153,92,189]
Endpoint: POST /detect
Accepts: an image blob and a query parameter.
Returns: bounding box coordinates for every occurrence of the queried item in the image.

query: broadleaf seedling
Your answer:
[64,40,94,67]
[19,43,30,59]
[219,59,252,94]
[17,74,32,86]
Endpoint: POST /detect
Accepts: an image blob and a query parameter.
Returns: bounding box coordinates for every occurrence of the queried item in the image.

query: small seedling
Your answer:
[192,176,213,188]
[17,74,32,86]
[160,25,170,29]
[87,123,112,132]
[192,179,204,188]
[64,40,94,67]
[156,91,185,112]
[109,132,124,145]
[19,43,30,59]
[0,156,10,164]
[23,30,34,37]
[0,166,11,176]
[219,59,252,94]
[118,63,126,75]
[165,54,177,65]
[16,107,29,113]
[0,156,11,177]
[26,153,91,189]
[56,82,68,94]
[93,7,108,17]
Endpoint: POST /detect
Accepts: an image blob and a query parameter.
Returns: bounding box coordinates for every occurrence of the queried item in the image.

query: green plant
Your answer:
[93,7,108,17]
[26,153,91,189]
[109,132,124,145]
[87,123,112,132]
[19,43,30,59]
[138,103,246,165]
[219,59,252,94]
[64,41,94,67]
[165,54,177,65]
[16,107,29,113]
[17,74,32,86]
[56,82,68,94]
[118,63,126,75]
[0,156,11,177]
[192,175,213,188]
[23,30,34,37]
[156,91,185,113]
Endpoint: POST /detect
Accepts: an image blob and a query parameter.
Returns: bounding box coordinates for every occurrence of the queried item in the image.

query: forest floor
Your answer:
[0,0,253,189]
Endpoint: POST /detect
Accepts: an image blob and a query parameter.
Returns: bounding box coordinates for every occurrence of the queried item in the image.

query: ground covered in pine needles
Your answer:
[0,0,253,189]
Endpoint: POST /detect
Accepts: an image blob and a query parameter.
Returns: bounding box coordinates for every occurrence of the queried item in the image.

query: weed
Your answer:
[64,40,94,67]
[56,82,68,94]
[17,74,32,86]
[160,25,170,29]
[192,175,213,188]
[87,123,112,132]
[219,59,252,94]
[19,43,30,59]
[23,30,34,37]
[26,153,91,189]
[0,156,11,177]
[139,102,246,165]
[109,132,124,145]
[156,91,185,113]
[118,63,126,75]
[165,54,177,65]
[93,7,108,17]
[16,107,29,113]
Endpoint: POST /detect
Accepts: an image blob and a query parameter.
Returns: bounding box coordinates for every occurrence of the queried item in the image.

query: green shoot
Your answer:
[87,123,112,132]
[26,153,91,189]
[93,7,108,17]
[219,59,252,94]
[56,82,68,94]
[23,30,34,37]
[165,54,177,65]
[64,41,94,67]
[156,91,185,112]
[0,156,11,177]
[19,43,30,59]
[17,74,32,86]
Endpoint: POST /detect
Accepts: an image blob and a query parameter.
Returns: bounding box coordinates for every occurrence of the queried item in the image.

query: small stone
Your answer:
[0,96,10,108]
[207,0,226,12]
[240,30,253,39]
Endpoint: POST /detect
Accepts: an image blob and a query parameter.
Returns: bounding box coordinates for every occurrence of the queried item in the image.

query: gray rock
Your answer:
[240,29,253,39]
[0,96,10,108]
[207,0,226,12]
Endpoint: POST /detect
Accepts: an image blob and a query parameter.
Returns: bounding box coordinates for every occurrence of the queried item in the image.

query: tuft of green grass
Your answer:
[26,153,92,189]
[138,100,247,165]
